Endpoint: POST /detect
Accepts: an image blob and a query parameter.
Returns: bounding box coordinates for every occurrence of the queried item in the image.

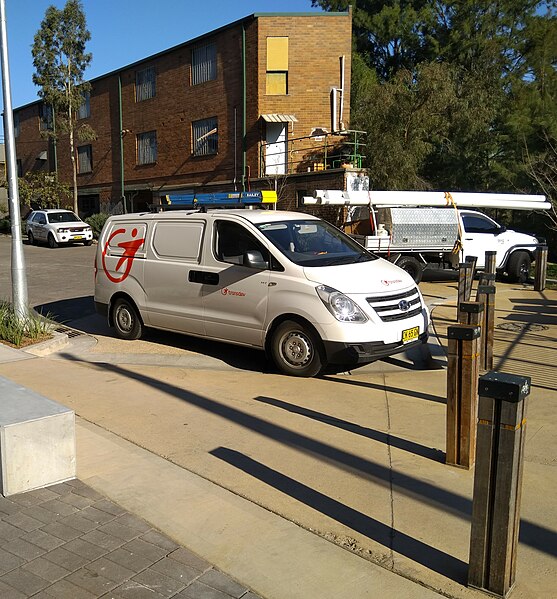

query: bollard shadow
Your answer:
[254,396,445,463]
[58,354,557,563]
[211,447,468,583]
[321,374,446,404]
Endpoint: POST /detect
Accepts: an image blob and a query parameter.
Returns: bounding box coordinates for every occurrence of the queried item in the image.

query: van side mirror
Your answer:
[243,250,268,269]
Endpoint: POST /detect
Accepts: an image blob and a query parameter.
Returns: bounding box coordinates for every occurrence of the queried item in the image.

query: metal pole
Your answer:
[118,74,126,214]
[534,245,548,292]
[0,0,28,319]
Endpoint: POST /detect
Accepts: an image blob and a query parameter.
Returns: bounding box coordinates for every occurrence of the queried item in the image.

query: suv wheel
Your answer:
[28,231,36,245]
[47,233,59,249]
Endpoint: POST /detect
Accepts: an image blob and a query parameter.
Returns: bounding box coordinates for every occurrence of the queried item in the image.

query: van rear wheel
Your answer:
[112,298,143,340]
[270,320,324,377]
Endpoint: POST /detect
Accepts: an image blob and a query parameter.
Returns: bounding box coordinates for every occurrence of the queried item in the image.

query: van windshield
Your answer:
[256,219,377,267]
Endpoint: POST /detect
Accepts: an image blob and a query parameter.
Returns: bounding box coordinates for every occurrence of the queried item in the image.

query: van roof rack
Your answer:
[156,190,277,211]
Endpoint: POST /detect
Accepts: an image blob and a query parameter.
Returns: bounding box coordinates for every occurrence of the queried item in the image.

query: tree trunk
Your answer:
[68,105,79,215]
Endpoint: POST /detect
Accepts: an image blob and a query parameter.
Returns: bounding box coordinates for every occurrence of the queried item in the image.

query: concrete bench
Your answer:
[0,376,76,496]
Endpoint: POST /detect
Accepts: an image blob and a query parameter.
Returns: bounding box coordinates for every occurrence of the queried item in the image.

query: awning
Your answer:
[260,114,298,123]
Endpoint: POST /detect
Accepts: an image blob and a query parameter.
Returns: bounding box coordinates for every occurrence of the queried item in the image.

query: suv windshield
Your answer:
[47,212,81,224]
[257,219,377,267]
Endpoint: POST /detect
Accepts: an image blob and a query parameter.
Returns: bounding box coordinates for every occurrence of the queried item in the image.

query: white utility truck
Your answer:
[303,190,550,283]
[94,191,429,377]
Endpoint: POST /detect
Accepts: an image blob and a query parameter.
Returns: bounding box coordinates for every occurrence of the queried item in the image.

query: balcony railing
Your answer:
[259,130,366,177]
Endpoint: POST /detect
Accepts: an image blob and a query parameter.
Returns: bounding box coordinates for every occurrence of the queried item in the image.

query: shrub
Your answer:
[85,212,109,238]
[0,302,53,347]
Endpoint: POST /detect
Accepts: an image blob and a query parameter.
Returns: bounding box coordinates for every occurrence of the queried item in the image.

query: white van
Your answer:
[94,208,430,376]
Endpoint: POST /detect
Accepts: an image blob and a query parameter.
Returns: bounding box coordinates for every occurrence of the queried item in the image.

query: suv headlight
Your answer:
[58,228,69,233]
[316,285,367,323]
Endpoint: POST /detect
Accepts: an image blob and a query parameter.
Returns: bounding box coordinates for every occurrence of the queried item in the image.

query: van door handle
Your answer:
[189,270,219,285]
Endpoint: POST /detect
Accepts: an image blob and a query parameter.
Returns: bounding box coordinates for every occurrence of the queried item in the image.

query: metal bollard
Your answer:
[465,255,478,299]
[476,284,496,372]
[446,325,481,469]
[485,251,497,275]
[468,372,531,598]
[534,245,548,291]
[458,262,474,322]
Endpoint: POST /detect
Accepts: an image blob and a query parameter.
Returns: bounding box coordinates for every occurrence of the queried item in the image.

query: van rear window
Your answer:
[152,221,204,261]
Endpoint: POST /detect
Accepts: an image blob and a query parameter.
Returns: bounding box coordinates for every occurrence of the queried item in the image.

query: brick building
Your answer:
[14,9,367,218]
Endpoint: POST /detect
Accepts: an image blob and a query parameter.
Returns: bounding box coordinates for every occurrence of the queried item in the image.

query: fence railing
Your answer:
[259,130,366,177]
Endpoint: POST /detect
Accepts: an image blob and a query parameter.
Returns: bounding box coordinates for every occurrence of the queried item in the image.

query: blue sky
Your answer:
[2,0,321,126]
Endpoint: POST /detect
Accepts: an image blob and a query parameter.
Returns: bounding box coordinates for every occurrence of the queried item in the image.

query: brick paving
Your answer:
[0,480,263,599]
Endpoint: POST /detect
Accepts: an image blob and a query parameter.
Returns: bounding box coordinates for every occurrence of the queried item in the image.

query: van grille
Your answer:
[366,287,423,322]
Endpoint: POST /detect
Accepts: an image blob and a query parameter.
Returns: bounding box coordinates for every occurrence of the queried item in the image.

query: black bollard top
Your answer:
[448,325,481,340]
[479,372,531,402]
[477,284,496,295]
[459,301,484,314]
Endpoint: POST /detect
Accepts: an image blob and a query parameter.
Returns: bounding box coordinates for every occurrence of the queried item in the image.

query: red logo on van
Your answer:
[102,228,145,283]
[221,287,246,297]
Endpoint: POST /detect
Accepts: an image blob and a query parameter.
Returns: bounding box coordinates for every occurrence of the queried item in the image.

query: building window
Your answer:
[77,145,92,173]
[13,112,20,137]
[192,117,218,156]
[137,131,157,164]
[266,37,288,95]
[77,91,90,119]
[17,159,23,177]
[39,103,53,131]
[136,66,156,101]
[191,42,217,85]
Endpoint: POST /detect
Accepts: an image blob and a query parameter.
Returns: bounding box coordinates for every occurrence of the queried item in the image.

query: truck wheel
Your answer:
[396,256,423,284]
[47,233,58,249]
[270,320,324,377]
[507,251,531,283]
[112,298,143,340]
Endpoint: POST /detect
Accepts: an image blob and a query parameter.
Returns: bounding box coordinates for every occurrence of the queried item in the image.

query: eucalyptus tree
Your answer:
[32,0,95,214]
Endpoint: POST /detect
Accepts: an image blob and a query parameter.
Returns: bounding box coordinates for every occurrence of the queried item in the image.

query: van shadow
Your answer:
[36,296,268,373]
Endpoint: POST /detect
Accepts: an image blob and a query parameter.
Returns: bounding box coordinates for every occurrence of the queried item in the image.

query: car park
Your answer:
[26,209,93,248]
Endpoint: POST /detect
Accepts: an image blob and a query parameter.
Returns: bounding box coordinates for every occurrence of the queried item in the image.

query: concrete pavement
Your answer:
[0,277,556,598]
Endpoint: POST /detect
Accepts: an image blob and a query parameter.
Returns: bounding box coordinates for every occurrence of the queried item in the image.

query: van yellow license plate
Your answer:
[402,326,419,343]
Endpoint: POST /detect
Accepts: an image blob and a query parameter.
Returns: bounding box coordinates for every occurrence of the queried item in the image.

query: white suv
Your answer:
[26,209,93,248]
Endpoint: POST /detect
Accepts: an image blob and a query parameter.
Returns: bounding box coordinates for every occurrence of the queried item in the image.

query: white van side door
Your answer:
[201,219,271,347]
[144,220,206,335]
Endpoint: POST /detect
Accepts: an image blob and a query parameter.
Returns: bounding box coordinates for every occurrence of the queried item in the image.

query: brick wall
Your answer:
[15,12,353,211]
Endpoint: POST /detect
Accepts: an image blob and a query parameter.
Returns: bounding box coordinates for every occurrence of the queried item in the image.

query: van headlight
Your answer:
[316,285,368,323]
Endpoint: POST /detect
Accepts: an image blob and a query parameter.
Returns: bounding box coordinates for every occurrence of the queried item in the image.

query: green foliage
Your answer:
[85,212,109,238]
[16,171,72,209]
[32,0,93,214]
[0,302,53,347]
[313,0,557,221]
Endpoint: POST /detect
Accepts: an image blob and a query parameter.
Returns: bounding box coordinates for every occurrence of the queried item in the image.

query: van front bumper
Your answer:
[323,332,428,365]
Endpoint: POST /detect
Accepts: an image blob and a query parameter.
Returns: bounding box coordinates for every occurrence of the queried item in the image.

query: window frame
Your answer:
[192,117,218,157]
[191,42,217,85]
[77,91,91,119]
[77,144,93,174]
[136,130,158,165]
[135,66,156,102]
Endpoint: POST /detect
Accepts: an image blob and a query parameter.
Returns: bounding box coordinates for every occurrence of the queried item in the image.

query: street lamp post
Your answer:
[0,0,28,319]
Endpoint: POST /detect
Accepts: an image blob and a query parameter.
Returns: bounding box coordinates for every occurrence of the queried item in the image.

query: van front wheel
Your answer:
[270,320,324,377]
[112,298,143,340]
